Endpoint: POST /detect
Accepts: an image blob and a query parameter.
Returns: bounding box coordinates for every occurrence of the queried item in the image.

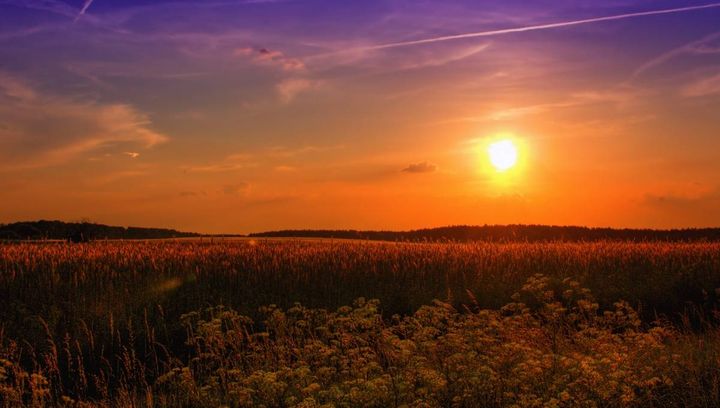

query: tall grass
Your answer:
[1,240,719,406]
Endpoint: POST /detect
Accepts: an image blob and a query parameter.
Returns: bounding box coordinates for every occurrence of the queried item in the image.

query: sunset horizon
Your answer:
[3,2,720,405]
[2,1,719,234]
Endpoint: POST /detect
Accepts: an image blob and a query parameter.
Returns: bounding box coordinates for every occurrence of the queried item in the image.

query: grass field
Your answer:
[1,240,720,407]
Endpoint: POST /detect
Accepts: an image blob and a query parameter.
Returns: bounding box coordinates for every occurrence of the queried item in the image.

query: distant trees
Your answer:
[249,225,720,242]
[0,220,200,241]
[67,223,90,243]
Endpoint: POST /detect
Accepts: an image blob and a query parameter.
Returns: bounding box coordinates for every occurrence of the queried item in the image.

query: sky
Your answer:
[1,0,719,233]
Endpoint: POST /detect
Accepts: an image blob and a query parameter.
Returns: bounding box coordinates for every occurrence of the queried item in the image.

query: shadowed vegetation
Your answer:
[1,240,719,406]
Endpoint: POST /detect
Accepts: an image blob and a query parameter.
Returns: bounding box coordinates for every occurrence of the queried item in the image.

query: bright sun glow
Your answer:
[488,139,518,171]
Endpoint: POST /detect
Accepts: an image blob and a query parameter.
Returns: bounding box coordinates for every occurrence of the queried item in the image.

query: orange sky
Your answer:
[1,1,720,233]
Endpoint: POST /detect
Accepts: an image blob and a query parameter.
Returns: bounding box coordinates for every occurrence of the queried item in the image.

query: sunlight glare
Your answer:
[488,139,518,171]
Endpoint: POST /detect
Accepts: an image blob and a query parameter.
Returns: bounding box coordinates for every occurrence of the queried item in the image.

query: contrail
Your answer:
[74,0,95,22]
[365,2,720,51]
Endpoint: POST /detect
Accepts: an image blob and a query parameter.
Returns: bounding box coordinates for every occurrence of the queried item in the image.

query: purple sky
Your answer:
[1,0,719,233]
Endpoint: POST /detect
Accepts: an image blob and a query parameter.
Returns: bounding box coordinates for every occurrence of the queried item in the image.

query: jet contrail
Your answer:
[365,2,720,51]
[74,0,95,22]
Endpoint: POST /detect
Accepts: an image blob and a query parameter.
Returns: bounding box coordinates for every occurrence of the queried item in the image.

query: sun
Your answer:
[487,139,518,171]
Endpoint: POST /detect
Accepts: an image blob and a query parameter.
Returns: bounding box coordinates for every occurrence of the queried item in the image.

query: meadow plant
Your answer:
[1,241,719,406]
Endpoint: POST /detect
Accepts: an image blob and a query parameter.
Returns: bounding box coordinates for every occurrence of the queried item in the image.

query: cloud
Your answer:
[183,152,256,173]
[402,43,489,69]
[234,47,305,71]
[74,0,95,23]
[275,78,318,103]
[311,41,491,74]
[267,144,343,158]
[0,73,37,100]
[179,191,207,197]
[124,152,140,159]
[634,31,720,77]
[435,85,644,125]
[77,0,290,26]
[2,0,282,26]
[681,71,720,97]
[222,182,250,195]
[92,169,147,185]
[0,0,78,19]
[402,162,437,173]
[0,72,167,170]
[184,144,342,174]
[184,163,252,173]
[481,101,577,121]
[355,3,720,52]
[643,189,720,223]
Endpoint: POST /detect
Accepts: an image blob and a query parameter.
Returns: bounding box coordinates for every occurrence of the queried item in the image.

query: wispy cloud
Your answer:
[0,72,167,170]
[681,71,720,97]
[481,101,578,122]
[1,0,281,22]
[222,182,250,196]
[307,41,491,75]
[355,3,720,51]
[183,152,256,173]
[432,85,645,125]
[634,31,720,77]
[183,162,253,173]
[92,169,148,185]
[84,0,291,25]
[74,0,95,23]
[643,188,720,222]
[0,24,63,41]
[276,78,319,103]
[184,144,342,174]
[402,162,437,174]
[234,47,305,71]
[0,72,37,101]
[267,145,343,158]
[0,0,77,19]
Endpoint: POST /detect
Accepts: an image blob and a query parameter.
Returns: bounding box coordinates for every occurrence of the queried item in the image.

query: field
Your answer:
[1,240,720,407]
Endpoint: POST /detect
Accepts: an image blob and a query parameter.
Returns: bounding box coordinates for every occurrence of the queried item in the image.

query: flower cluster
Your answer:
[1,240,720,406]
[148,276,715,407]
